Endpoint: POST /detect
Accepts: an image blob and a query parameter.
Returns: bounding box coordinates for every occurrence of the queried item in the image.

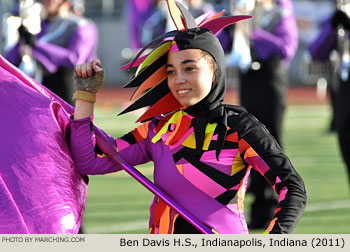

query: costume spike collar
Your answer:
[119,0,252,123]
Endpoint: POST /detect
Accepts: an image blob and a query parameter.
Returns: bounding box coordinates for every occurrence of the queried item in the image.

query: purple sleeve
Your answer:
[117,138,153,167]
[308,18,337,61]
[32,22,98,73]
[69,117,122,175]
[69,117,153,175]
[252,0,298,65]
[3,42,21,66]
[127,0,142,49]
[127,0,153,49]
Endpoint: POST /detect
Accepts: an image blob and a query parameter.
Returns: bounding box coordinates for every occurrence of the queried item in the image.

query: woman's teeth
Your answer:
[178,89,190,94]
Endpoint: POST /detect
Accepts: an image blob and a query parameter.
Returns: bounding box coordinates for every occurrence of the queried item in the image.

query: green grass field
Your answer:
[81,104,350,234]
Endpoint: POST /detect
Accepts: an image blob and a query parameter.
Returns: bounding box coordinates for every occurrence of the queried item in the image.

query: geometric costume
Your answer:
[70,106,307,234]
[70,0,307,234]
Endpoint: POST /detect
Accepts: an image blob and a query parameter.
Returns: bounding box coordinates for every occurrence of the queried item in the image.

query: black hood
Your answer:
[173,27,235,159]
[174,27,226,116]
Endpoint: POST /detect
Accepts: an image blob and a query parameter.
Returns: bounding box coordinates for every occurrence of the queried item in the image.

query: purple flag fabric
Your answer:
[0,55,87,234]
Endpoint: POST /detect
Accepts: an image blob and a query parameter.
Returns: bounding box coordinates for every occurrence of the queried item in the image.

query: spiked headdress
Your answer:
[120,0,251,159]
[119,0,251,122]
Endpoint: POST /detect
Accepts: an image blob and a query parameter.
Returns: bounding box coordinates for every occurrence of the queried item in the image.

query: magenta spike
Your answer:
[200,15,253,35]
[120,54,148,70]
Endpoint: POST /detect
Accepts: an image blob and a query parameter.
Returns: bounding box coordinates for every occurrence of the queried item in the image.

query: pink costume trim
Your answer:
[278,187,288,203]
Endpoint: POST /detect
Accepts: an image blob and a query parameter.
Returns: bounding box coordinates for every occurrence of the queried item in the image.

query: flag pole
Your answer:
[93,129,214,234]
[0,55,213,234]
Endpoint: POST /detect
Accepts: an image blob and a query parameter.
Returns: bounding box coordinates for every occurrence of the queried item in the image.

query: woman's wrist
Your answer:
[74,99,94,119]
[73,90,97,103]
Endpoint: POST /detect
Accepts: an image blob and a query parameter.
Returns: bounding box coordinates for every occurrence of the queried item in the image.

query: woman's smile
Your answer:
[177,88,191,96]
[167,49,215,107]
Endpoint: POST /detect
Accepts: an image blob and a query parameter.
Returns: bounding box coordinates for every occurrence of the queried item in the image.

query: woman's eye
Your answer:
[185,67,195,72]
[167,70,175,75]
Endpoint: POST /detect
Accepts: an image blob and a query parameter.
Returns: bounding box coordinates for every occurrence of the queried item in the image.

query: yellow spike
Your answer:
[135,41,174,76]
[152,110,184,144]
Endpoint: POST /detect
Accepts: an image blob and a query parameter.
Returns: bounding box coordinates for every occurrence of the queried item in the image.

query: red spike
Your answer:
[136,92,182,123]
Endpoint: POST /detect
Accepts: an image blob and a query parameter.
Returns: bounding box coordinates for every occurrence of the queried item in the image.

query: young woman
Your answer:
[69,0,307,234]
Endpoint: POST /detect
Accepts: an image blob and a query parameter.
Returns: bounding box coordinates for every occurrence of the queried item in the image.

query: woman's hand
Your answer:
[73,59,104,119]
[73,59,104,103]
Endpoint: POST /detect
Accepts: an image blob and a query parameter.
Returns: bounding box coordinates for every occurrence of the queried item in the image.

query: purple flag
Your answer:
[0,55,87,234]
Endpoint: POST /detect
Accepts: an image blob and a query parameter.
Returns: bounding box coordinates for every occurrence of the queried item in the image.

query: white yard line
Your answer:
[304,199,350,212]
[85,219,148,234]
[84,200,350,234]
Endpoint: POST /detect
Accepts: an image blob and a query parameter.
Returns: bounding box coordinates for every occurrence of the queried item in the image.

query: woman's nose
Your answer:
[175,71,186,84]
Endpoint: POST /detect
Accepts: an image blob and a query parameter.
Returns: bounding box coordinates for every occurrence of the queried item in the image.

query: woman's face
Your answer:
[167,49,215,107]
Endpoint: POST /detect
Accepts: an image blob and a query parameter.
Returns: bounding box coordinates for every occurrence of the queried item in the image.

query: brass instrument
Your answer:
[229,0,279,71]
[227,0,255,71]
[2,0,45,81]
